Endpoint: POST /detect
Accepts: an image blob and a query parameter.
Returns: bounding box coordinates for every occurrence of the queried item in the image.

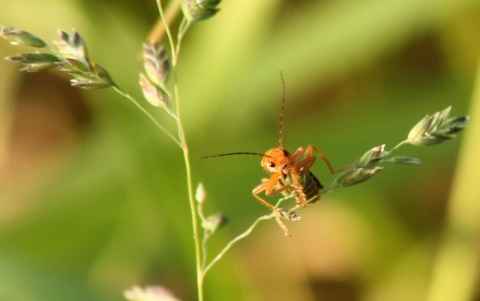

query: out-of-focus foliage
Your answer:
[0,0,479,300]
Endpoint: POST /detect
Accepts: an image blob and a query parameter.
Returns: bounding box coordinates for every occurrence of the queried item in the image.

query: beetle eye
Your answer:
[268,162,275,168]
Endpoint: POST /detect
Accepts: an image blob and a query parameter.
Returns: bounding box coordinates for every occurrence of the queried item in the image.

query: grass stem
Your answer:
[156,1,204,299]
[112,86,182,147]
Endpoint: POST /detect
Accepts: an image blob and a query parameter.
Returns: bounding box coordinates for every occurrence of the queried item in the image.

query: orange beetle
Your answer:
[203,73,341,235]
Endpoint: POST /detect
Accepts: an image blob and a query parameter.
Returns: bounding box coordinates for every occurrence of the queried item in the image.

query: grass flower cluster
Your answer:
[324,106,468,192]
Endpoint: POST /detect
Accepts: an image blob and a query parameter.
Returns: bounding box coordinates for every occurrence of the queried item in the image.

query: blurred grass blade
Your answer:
[426,56,480,301]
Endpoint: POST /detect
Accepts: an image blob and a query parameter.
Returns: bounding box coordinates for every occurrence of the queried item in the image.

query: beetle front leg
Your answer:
[306,145,358,174]
[252,179,277,211]
[252,177,302,237]
[305,145,349,174]
[252,175,294,211]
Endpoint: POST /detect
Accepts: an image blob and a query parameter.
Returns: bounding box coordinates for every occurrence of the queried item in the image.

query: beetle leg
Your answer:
[264,172,294,196]
[293,156,316,175]
[274,210,292,237]
[252,180,291,236]
[284,167,310,206]
[305,145,350,174]
[252,175,300,237]
[253,173,293,209]
[252,180,276,211]
[287,147,304,162]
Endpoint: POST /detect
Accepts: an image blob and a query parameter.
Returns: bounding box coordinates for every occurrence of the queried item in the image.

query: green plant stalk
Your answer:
[156,1,204,300]
[425,57,480,301]
[202,213,274,275]
[174,85,204,301]
[201,197,292,275]
[391,139,409,152]
[198,214,212,273]
[175,18,192,63]
[112,86,182,147]
[147,0,182,44]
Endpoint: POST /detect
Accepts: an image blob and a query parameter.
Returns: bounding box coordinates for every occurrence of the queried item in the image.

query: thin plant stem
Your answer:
[157,0,177,65]
[175,18,191,63]
[174,84,204,301]
[112,86,182,147]
[156,1,204,300]
[194,176,210,273]
[202,197,293,275]
[196,202,209,271]
[201,228,208,271]
[202,213,275,276]
[146,0,182,43]
[391,140,408,152]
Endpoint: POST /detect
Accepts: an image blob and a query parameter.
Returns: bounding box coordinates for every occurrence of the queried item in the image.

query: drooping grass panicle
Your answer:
[357,144,388,167]
[63,60,116,89]
[6,52,60,72]
[143,43,170,86]
[54,30,117,89]
[406,106,469,146]
[54,30,89,63]
[1,24,181,145]
[323,107,468,194]
[1,26,117,89]
[182,0,222,22]
[139,42,171,108]
[0,25,48,48]
[335,166,384,187]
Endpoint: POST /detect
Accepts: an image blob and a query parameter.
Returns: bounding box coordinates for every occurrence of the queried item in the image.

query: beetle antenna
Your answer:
[279,70,286,149]
[201,152,272,159]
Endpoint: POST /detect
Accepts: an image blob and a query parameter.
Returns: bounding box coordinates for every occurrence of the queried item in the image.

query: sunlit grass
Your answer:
[0,0,478,300]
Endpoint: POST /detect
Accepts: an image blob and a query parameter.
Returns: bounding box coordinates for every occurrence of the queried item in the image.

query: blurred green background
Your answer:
[1,0,480,300]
